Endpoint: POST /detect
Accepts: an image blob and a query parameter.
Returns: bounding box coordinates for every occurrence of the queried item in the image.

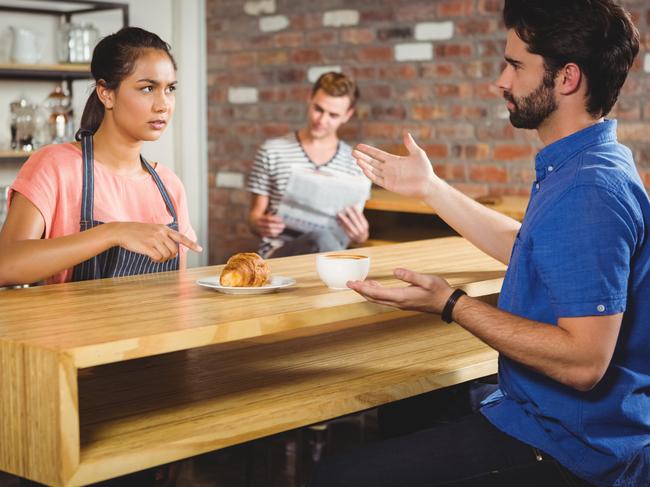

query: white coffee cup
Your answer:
[316,253,370,290]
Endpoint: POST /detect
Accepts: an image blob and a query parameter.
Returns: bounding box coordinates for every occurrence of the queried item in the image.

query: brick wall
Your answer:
[205,0,650,264]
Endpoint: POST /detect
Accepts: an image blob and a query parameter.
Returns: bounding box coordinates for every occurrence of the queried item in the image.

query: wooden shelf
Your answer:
[71,312,498,485]
[0,63,91,80]
[0,150,30,163]
[366,188,529,221]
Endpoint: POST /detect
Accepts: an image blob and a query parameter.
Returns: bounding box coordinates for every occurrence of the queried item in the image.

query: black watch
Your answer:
[441,289,467,323]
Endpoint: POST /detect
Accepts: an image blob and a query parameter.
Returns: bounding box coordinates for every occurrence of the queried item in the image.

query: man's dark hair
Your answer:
[503,0,639,118]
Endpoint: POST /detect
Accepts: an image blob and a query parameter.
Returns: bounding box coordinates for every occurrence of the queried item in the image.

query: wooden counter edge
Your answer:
[68,277,504,368]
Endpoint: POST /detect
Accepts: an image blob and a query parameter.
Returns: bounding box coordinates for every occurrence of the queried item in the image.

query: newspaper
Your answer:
[277,167,371,244]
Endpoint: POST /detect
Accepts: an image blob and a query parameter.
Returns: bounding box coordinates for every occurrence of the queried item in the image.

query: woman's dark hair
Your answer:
[78,27,177,136]
[503,0,639,117]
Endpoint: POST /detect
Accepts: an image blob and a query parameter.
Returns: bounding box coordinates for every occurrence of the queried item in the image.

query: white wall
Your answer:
[0,0,207,266]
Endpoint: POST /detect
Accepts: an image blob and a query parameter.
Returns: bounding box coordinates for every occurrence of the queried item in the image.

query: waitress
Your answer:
[0,27,201,287]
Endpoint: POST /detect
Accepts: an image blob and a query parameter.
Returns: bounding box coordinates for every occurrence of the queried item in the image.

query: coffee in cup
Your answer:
[316,253,370,290]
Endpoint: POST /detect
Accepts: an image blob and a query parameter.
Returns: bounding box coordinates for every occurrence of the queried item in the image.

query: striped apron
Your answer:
[71,132,180,281]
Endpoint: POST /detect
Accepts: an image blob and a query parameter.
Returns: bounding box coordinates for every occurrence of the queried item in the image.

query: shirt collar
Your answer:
[534,119,618,181]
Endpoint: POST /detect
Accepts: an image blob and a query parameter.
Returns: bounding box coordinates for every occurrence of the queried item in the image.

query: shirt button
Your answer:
[597,304,606,312]
[535,183,540,190]
[548,166,554,172]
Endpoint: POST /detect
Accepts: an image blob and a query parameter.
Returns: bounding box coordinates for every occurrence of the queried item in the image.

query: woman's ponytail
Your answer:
[78,89,105,137]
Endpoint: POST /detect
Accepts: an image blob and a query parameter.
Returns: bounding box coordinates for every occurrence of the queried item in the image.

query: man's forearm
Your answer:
[423,179,520,265]
[452,296,605,391]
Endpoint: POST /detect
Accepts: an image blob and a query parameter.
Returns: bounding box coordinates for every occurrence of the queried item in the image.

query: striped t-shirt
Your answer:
[247,131,367,255]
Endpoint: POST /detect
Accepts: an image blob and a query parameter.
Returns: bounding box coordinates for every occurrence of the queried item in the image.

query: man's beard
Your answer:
[504,70,558,130]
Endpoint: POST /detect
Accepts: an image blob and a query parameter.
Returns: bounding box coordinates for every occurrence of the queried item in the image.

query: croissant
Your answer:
[220,252,270,287]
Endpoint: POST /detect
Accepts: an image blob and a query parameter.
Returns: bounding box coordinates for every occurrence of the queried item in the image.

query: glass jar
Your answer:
[13,99,37,153]
[44,85,72,143]
[57,22,99,63]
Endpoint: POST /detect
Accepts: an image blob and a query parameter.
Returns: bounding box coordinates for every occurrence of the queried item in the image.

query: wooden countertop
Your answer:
[0,237,505,486]
[0,237,506,369]
[366,188,529,221]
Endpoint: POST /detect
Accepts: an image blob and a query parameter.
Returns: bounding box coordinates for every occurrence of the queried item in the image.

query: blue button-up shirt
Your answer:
[481,120,650,486]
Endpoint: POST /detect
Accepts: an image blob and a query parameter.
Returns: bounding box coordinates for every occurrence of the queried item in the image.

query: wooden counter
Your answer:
[366,188,529,221]
[0,237,505,486]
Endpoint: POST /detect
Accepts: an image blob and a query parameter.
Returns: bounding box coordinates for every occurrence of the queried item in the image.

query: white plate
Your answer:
[196,275,296,295]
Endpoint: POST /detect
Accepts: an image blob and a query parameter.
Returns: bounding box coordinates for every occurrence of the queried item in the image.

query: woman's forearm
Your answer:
[0,224,116,286]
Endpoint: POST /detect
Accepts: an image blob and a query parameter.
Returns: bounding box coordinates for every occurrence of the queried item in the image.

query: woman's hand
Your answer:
[353,132,439,199]
[338,206,369,244]
[347,268,455,314]
[110,222,202,262]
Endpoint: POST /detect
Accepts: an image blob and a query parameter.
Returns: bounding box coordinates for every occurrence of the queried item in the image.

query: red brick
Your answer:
[227,52,256,68]
[273,32,304,48]
[371,105,406,120]
[508,166,537,184]
[644,103,650,120]
[478,40,506,57]
[493,144,533,160]
[230,190,250,206]
[437,0,474,17]
[377,27,412,41]
[412,105,449,120]
[455,19,499,36]
[378,64,419,80]
[355,46,394,63]
[291,49,323,64]
[462,60,498,79]
[362,85,393,99]
[259,88,289,103]
[363,123,400,140]
[477,123,517,141]
[306,30,338,46]
[452,105,489,119]
[434,164,466,180]
[421,144,450,159]
[258,50,288,65]
[474,82,500,99]
[290,13,322,30]
[288,86,312,101]
[338,124,361,141]
[434,43,474,58]
[469,165,508,183]
[208,88,227,103]
[360,8,394,23]
[395,3,438,22]
[350,66,378,80]
[436,123,476,140]
[261,122,290,138]
[421,63,458,78]
[214,38,247,52]
[230,124,258,138]
[341,28,376,44]
[618,124,650,142]
[401,125,435,141]
[433,83,473,98]
[478,0,502,15]
[452,144,490,160]
[276,68,307,83]
[609,100,641,121]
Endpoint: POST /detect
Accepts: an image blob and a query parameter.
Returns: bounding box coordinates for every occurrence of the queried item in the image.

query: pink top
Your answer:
[10,142,197,284]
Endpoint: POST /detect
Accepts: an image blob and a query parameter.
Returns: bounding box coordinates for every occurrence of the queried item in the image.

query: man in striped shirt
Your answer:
[247,72,370,258]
